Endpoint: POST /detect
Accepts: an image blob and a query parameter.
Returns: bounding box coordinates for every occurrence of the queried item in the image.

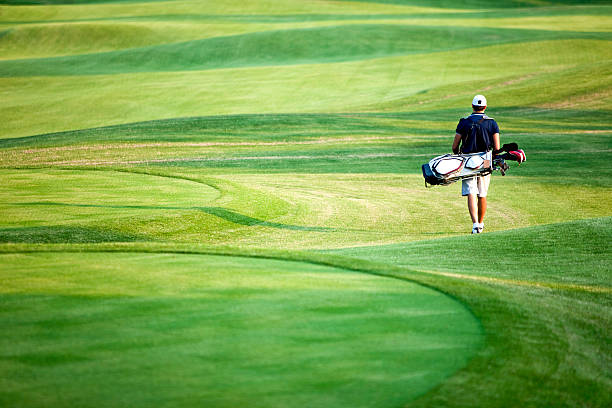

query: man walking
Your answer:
[451,95,500,234]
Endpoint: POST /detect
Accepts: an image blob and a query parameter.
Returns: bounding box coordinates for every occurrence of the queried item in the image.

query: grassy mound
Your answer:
[334,217,612,289]
[0,252,482,408]
[333,218,611,407]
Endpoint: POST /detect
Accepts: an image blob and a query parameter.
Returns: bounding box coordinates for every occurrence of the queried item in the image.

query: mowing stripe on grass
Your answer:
[414,268,612,294]
[16,135,418,152]
[32,152,405,166]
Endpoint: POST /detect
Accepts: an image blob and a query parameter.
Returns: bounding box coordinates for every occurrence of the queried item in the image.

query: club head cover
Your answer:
[509,150,526,163]
[503,142,519,152]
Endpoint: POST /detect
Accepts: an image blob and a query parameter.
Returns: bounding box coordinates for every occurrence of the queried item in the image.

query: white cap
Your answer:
[472,94,487,107]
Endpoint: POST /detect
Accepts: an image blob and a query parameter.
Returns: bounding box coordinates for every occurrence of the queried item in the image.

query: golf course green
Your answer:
[0,0,610,407]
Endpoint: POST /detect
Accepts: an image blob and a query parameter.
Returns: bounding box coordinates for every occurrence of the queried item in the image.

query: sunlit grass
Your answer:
[0,1,610,407]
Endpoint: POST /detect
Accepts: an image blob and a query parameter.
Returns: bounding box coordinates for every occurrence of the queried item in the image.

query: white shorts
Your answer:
[462,174,491,197]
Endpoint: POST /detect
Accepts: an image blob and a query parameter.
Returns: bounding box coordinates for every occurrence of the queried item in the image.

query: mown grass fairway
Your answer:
[0,1,611,407]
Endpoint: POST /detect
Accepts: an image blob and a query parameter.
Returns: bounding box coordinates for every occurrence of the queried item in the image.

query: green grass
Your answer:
[0,1,611,407]
[2,25,608,77]
[334,217,612,288]
[342,0,611,6]
[0,252,482,408]
[2,38,610,138]
[0,21,271,59]
[332,218,612,407]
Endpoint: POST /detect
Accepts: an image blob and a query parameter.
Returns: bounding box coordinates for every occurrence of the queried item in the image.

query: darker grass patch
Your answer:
[3,352,90,367]
[149,153,424,174]
[0,113,420,147]
[0,225,144,244]
[0,29,12,40]
[14,203,334,232]
[200,206,333,231]
[2,108,608,149]
[2,109,607,148]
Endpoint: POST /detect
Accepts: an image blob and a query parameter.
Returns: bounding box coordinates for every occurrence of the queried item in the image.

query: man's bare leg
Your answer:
[467,194,478,223]
[478,196,487,223]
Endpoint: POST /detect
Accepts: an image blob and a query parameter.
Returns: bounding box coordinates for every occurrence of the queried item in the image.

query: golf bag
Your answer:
[422,143,525,187]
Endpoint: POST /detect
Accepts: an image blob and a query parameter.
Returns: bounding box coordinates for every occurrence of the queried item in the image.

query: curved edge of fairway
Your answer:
[1,239,608,295]
[329,218,612,408]
[0,247,484,408]
[2,238,610,407]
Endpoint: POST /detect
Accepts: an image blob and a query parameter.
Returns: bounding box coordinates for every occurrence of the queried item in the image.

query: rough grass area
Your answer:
[0,1,610,407]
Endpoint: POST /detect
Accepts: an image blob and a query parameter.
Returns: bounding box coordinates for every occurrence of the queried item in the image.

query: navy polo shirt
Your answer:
[455,113,499,153]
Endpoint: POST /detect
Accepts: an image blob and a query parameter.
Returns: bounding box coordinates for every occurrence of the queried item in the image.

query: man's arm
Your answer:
[492,132,500,151]
[452,133,462,154]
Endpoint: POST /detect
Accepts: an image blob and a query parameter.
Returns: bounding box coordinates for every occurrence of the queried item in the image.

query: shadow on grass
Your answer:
[15,202,334,232]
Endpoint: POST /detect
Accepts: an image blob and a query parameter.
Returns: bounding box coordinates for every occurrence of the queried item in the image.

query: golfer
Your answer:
[451,95,500,234]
